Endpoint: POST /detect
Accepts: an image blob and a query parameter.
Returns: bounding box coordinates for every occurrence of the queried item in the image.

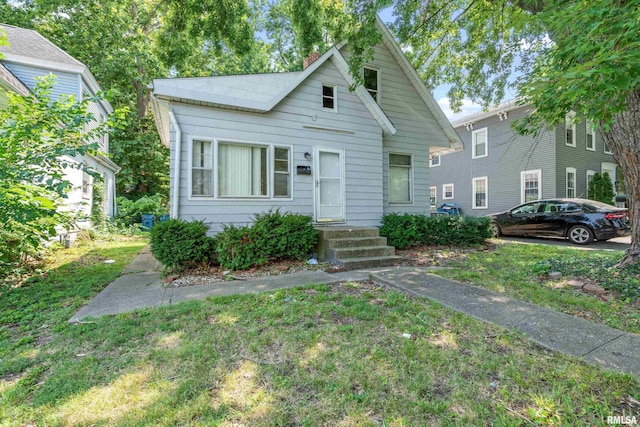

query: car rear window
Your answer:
[582,200,621,212]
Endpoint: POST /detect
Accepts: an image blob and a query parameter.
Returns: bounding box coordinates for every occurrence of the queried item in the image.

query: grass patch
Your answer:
[427,241,640,334]
[0,243,638,425]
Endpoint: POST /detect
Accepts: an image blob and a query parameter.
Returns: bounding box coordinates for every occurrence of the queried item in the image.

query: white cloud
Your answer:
[437,97,484,122]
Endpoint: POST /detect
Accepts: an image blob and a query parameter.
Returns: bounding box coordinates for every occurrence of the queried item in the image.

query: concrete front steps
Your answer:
[315,226,402,270]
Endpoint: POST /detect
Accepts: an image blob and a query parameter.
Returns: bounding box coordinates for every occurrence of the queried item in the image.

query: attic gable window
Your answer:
[363,66,380,103]
[322,84,336,111]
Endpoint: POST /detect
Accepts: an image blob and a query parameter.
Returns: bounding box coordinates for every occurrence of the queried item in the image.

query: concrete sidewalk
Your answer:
[70,249,640,379]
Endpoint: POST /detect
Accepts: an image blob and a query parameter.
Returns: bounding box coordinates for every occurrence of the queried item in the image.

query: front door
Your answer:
[315,149,345,222]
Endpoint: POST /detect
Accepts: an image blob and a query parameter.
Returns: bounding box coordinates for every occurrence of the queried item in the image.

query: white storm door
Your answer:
[315,149,345,222]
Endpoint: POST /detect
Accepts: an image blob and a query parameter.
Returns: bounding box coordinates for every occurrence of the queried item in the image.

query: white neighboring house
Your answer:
[0,24,119,224]
[150,17,463,233]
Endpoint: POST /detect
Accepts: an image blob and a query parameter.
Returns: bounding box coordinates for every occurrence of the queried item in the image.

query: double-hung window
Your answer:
[430,186,437,208]
[363,66,380,103]
[521,169,542,203]
[443,183,454,200]
[566,167,576,198]
[389,153,412,203]
[586,121,596,151]
[192,140,214,197]
[322,84,337,111]
[191,140,291,199]
[565,112,576,147]
[472,128,488,159]
[586,170,596,198]
[472,177,488,209]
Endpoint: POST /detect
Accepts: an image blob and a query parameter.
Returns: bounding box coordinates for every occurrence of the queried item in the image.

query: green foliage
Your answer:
[380,213,491,249]
[587,172,616,204]
[90,178,106,227]
[116,194,168,225]
[533,255,640,300]
[216,210,317,270]
[0,77,109,271]
[150,219,216,272]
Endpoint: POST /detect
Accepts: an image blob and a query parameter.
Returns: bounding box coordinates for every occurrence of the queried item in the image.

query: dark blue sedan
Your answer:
[489,199,630,245]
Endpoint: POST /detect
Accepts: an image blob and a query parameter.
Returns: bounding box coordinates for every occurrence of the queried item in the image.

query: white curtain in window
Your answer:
[218,144,266,196]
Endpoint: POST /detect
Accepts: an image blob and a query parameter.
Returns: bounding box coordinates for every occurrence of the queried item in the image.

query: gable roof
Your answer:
[450,99,529,128]
[373,16,462,155]
[151,44,397,147]
[0,62,29,95]
[0,23,113,113]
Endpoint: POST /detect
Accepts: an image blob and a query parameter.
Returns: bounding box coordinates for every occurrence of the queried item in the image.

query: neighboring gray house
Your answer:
[0,24,119,219]
[150,18,462,233]
[429,100,621,216]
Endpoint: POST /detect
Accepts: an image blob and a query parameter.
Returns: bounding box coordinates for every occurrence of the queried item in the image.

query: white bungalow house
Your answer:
[149,18,462,238]
[0,24,119,221]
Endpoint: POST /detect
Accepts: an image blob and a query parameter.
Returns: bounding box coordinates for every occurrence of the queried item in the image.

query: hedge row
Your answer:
[150,210,318,272]
[380,213,491,249]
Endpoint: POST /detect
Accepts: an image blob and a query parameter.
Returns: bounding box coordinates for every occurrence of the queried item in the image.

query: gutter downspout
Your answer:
[168,109,182,219]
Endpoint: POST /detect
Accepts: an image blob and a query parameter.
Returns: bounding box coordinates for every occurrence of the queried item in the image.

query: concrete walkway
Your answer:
[70,249,640,379]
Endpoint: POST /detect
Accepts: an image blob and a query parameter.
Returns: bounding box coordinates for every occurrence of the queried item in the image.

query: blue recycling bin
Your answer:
[159,214,170,222]
[141,214,156,230]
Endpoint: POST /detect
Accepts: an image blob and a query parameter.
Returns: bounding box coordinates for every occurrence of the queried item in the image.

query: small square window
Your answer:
[429,156,441,167]
[322,84,336,111]
[443,183,454,199]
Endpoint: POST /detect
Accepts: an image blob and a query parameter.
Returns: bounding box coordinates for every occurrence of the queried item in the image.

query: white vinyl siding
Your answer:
[566,167,576,198]
[521,169,542,203]
[389,153,412,203]
[586,121,595,151]
[429,155,440,167]
[565,112,576,147]
[443,183,454,200]
[472,128,488,159]
[472,177,488,209]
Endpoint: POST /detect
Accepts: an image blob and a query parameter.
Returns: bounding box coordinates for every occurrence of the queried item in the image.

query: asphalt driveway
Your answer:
[497,235,631,251]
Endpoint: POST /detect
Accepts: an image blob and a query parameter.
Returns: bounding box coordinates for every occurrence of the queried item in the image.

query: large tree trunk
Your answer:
[600,88,640,267]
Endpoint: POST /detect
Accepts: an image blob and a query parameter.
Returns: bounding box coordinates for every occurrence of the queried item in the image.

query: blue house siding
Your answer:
[3,63,79,100]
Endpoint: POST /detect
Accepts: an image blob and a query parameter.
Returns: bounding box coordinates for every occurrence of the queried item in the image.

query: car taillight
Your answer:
[604,212,627,219]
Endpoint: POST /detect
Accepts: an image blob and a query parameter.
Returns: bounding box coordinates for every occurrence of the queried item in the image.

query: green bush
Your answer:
[150,219,216,272]
[216,209,318,270]
[380,213,491,249]
[116,194,168,225]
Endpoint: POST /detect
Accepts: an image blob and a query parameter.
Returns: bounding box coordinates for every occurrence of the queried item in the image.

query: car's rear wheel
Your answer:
[567,225,594,245]
[491,222,502,238]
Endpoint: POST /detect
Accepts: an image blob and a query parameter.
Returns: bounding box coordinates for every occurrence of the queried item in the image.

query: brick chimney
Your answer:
[303,51,321,70]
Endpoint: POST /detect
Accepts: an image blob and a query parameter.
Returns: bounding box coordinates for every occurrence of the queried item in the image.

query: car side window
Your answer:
[512,202,543,214]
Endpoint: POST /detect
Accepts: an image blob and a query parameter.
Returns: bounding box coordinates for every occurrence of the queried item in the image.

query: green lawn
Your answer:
[423,240,640,334]
[1,237,638,426]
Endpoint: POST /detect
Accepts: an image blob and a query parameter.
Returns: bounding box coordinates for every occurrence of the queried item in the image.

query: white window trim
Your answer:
[565,112,577,147]
[82,171,92,200]
[566,167,577,198]
[363,65,381,103]
[472,127,488,159]
[388,152,413,205]
[586,121,596,151]
[443,183,454,200]
[520,169,542,204]
[604,142,613,155]
[601,162,617,196]
[472,176,489,209]
[429,155,441,167]
[321,83,337,112]
[430,186,437,207]
[187,136,294,201]
[586,170,596,198]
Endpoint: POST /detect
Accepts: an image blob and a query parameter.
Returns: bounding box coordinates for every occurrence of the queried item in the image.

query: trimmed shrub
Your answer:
[380,213,491,249]
[216,209,318,270]
[150,219,216,272]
